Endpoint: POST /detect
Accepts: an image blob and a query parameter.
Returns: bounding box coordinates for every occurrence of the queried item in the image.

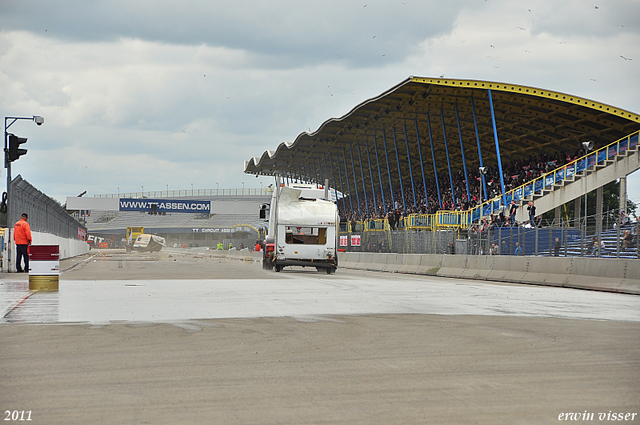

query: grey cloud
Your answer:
[0,0,458,67]
[529,1,640,37]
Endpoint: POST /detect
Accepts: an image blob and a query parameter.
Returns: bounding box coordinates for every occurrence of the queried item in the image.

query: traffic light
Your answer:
[8,133,28,162]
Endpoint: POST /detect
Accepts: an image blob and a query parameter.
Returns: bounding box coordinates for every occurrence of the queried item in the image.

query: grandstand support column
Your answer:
[554,206,561,226]
[381,131,396,210]
[356,141,368,215]
[426,113,442,208]
[324,179,330,201]
[619,176,627,212]
[327,153,339,206]
[322,152,329,185]
[470,97,488,201]
[574,198,581,228]
[454,104,471,203]
[341,150,354,215]
[596,186,603,257]
[348,144,362,217]
[439,109,456,207]
[311,161,318,188]
[402,124,417,210]
[414,119,429,209]
[331,153,347,213]
[315,158,322,187]
[391,127,406,211]
[616,218,621,258]
[487,89,507,207]
[373,135,387,212]
[364,139,377,213]
[636,220,639,259]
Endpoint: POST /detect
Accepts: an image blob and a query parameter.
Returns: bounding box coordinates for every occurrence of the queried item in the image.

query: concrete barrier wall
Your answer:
[2,231,90,272]
[338,252,640,295]
[33,232,90,260]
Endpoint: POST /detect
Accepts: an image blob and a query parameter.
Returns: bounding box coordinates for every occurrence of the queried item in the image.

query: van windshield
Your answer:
[284,227,327,245]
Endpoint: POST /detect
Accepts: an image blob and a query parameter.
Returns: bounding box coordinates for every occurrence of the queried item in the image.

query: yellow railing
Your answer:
[469,129,639,224]
[344,130,639,231]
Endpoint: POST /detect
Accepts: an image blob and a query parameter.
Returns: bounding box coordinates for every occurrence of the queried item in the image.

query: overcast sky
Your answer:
[1,0,639,206]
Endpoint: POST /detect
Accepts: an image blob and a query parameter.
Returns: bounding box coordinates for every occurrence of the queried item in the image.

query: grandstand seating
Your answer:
[473,131,639,224]
[544,222,638,259]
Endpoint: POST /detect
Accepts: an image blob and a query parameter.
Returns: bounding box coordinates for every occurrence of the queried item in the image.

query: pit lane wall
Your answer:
[338,252,640,295]
[1,230,90,272]
[31,231,90,259]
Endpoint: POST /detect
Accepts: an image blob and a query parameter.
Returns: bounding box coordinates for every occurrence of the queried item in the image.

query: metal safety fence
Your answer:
[9,175,86,240]
[339,218,639,259]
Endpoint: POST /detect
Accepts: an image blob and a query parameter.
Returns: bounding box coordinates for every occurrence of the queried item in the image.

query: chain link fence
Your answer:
[340,224,457,255]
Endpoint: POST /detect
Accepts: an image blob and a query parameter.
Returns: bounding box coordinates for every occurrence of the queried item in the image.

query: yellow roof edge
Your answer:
[410,76,640,123]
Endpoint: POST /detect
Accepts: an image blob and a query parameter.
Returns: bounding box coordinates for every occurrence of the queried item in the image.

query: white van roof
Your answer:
[277,187,337,225]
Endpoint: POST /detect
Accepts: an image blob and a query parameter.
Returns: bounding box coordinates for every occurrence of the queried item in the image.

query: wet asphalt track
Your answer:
[1,249,638,425]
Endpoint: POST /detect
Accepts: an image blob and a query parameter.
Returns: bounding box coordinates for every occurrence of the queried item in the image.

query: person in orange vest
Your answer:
[14,213,32,273]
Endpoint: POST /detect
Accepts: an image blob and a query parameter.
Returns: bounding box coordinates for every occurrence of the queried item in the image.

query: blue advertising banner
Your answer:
[119,198,211,213]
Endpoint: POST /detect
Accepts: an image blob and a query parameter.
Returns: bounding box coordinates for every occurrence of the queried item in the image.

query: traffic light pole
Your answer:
[4,115,43,272]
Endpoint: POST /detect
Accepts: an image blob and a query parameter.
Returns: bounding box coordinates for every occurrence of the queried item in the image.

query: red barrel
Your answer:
[29,245,60,291]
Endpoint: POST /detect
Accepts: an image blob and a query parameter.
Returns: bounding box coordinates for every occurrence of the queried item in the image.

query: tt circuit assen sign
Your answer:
[119,199,211,213]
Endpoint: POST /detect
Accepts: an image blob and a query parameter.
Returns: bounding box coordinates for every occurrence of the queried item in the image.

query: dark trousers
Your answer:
[16,244,29,272]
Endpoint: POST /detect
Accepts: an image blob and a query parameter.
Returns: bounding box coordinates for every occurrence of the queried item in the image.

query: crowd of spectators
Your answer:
[337,144,591,225]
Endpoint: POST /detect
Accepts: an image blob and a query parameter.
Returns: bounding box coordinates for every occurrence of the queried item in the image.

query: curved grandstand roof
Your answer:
[244,76,640,184]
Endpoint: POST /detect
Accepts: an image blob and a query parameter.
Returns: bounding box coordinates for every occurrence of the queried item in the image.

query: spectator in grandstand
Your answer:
[619,211,630,227]
[590,236,606,256]
[554,238,561,257]
[527,201,536,225]
[336,145,596,223]
[386,210,396,230]
[14,213,32,273]
[498,210,507,227]
[622,230,635,249]
[514,242,523,256]
[509,201,518,226]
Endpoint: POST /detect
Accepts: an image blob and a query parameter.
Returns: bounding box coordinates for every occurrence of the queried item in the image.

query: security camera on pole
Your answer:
[3,115,44,272]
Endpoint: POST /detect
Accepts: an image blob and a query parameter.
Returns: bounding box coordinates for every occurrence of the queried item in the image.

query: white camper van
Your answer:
[263,184,338,274]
